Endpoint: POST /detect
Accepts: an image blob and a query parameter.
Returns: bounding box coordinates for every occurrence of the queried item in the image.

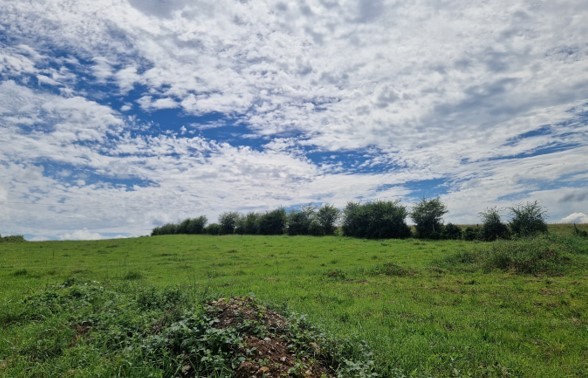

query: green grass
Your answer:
[0,231,587,377]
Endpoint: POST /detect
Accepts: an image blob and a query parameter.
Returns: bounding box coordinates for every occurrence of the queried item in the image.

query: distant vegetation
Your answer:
[152,199,552,241]
[0,234,25,243]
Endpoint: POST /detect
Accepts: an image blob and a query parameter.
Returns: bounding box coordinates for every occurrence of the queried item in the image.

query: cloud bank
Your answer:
[0,0,587,239]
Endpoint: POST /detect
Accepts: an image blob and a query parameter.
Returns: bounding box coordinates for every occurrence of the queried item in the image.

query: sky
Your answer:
[1,0,587,241]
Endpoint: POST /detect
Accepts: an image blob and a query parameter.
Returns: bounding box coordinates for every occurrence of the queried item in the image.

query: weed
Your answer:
[370,262,414,277]
[13,269,28,276]
[122,271,143,280]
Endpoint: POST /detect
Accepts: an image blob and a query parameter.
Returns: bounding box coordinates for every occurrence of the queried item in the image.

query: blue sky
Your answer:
[1,0,587,240]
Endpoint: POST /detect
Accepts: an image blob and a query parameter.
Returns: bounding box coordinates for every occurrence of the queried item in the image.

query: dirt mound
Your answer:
[206,297,332,377]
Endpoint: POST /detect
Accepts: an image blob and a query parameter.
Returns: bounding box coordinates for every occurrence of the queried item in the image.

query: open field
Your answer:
[1,226,587,377]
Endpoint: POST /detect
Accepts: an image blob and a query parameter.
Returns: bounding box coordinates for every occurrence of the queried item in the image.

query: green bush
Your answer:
[509,201,548,237]
[342,201,411,239]
[463,226,482,241]
[442,223,462,240]
[0,235,26,243]
[480,208,510,241]
[205,223,221,235]
[411,198,447,239]
[258,208,287,235]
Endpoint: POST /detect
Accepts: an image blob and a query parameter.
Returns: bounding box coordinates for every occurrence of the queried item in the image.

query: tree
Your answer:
[186,216,207,234]
[442,223,462,240]
[258,208,287,235]
[205,223,221,235]
[411,198,447,239]
[242,212,261,235]
[151,223,178,236]
[342,201,411,239]
[480,208,510,241]
[316,204,340,235]
[287,207,315,235]
[509,201,548,237]
[219,212,240,235]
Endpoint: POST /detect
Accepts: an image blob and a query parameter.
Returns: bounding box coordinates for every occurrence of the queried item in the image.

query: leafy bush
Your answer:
[151,216,207,236]
[463,226,482,241]
[480,207,510,241]
[287,207,315,235]
[509,201,548,237]
[411,198,447,239]
[219,212,240,235]
[442,223,462,240]
[342,201,411,239]
[0,234,26,243]
[316,204,340,236]
[205,223,221,235]
[258,208,287,235]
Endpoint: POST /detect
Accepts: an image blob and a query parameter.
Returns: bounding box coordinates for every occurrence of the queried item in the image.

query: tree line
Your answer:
[151,199,549,240]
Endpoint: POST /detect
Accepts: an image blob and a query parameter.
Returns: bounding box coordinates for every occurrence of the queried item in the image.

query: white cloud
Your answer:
[0,0,587,237]
[560,212,588,224]
[59,229,106,241]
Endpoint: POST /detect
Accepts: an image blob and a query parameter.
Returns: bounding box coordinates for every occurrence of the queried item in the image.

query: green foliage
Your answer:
[287,207,315,235]
[258,208,287,235]
[480,207,510,241]
[442,235,579,275]
[370,262,414,277]
[3,231,586,377]
[463,226,482,241]
[219,212,240,235]
[151,216,207,236]
[205,223,221,235]
[151,223,178,236]
[5,281,376,377]
[411,198,447,239]
[241,212,261,235]
[342,201,411,239]
[0,234,26,243]
[509,201,548,237]
[573,223,588,237]
[441,223,462,240]
[316,204,340,236]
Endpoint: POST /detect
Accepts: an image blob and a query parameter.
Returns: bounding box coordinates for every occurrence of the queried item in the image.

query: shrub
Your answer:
[219,212,240,235]
[442,223,462,240]
[241,212,261,235]
[258,208,287,235]
[0,235,26,243]
[287,207,315,235]
[509,201,548,237]
[480,207,510,241]
[316,204,340,235]
[411,198,447,239]
[342,201,411,239]
[205,223,221,235]
[463,226,480,241]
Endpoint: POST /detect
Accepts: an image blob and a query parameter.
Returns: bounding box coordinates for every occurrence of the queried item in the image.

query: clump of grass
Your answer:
[370,262,414,277]
[122,271,143,280]
[13,268,28,276]
[440,235,577,275]
[325,269,347,281]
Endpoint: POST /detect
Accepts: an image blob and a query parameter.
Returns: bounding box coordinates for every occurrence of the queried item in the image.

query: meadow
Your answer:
[1,225,587,377]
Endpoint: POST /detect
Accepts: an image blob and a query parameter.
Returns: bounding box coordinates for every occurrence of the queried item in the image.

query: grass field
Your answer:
[1,225,587,377]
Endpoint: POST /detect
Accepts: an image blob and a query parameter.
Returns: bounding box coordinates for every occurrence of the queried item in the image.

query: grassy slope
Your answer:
[1,228,587,377]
